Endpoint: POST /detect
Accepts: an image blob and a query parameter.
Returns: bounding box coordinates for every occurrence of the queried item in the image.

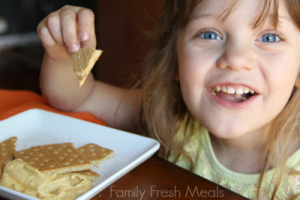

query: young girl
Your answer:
[37,0,300,199]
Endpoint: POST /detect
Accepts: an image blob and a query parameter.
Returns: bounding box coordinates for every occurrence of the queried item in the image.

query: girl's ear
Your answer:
[295,74,300,88]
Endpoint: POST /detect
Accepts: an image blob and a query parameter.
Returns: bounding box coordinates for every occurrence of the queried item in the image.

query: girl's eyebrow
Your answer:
[190,13,292,26]
[267,14,292,23]
[191,13,220,21]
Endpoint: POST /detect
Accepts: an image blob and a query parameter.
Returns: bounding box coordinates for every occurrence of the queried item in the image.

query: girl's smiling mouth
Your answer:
[208,84,259,108]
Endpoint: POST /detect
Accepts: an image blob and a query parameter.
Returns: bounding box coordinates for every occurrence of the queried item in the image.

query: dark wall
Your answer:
[95,0,164,88]
[0,0,96,35]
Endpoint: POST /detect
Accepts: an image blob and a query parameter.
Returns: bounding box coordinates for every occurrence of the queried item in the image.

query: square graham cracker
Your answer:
[14,142,93,175]
[77,143,115,167]
[0,137,17,177]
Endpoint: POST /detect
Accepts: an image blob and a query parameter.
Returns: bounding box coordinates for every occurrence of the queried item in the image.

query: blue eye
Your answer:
[199,31,221,40]
[259,34,281,42]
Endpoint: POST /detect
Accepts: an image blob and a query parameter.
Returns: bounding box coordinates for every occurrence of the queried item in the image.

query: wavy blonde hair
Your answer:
[140,0,300,199]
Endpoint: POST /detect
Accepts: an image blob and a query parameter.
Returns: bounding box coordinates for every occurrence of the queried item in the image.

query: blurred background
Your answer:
[0,0,163,93]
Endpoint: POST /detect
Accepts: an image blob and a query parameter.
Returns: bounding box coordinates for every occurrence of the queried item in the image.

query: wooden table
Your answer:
[0,155,247,200]
[94,155,247,200]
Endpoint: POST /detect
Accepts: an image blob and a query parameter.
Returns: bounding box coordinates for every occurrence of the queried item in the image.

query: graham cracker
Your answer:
[75,170,100,182]
[77,143,115,167]
[14,142,93,175]
[0,137,17,177]
[72,48,102,86]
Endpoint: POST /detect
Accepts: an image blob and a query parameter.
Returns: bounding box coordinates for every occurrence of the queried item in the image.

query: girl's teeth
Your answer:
[221,86,227,93]
[236,88,244,95]
[211,85,254,95]
[227,87,235,94]
[244,88,250,93]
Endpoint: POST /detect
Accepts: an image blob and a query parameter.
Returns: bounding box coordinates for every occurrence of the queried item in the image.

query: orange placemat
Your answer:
[0,90,106,125]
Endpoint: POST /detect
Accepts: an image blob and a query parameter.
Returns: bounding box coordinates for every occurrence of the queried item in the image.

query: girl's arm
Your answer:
[38,5,141,131]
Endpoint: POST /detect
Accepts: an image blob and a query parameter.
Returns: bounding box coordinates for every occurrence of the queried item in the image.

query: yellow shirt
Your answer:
[168,119,300,199]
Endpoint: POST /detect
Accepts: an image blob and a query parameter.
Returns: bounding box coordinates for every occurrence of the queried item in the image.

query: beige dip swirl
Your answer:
[0,159,93,200]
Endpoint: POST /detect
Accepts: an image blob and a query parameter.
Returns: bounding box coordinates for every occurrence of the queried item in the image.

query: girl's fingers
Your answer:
[37,22,70,60]
[46,12,64,46]
[37,20,56,47]
[77,8,94,43]
[60,6,80,53]
[77,8,97,49]
[80,25,97,49]
[38,5,97,55]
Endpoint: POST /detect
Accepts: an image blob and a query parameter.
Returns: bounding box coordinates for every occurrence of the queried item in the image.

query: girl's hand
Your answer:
[37,5,96,61]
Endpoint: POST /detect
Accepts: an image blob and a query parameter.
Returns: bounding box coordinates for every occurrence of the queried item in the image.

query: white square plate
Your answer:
[0,109,160,200]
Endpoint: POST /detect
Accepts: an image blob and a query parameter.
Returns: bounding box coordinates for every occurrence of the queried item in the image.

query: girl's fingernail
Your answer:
[80,33,89,42]
[69,44,80,53]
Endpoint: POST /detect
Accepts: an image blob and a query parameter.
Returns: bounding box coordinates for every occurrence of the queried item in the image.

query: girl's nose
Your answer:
[216,42,255,71]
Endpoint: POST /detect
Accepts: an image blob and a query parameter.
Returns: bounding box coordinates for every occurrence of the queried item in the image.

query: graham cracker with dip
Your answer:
[0,159,93,200]
[76,169,100,182]
[0,137,17,177]
[72,48,102,86]
[0,135,115,183]
[78,143,115,167]
[14,142,93,175]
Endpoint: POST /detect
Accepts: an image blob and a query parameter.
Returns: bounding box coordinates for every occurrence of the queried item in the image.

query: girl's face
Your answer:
[177,0,300,139]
